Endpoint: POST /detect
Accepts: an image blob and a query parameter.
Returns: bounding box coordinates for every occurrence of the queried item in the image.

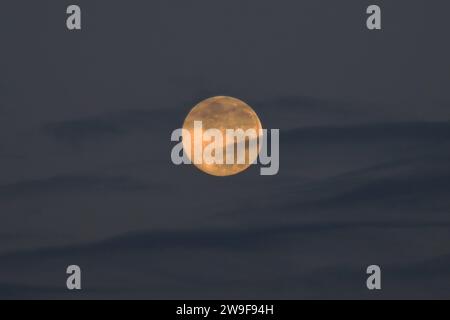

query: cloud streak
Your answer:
[0,175,161,200]
[283,121,450,144]
[42,108,182,144]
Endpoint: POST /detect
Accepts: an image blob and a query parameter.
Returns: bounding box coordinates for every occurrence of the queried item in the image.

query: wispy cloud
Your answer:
[3,220,450,260]
[42,108,182,144]
[1,221,450,299]
[0,174,161,199]
[282,121,450,144]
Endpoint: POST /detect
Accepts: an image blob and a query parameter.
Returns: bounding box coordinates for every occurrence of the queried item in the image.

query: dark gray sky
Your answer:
[0,0,450,299]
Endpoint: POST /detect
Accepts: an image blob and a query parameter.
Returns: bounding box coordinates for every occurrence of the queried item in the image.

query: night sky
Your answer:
[1,0,450,299]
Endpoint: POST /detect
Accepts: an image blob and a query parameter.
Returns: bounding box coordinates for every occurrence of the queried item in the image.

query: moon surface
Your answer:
[182,96,263,176]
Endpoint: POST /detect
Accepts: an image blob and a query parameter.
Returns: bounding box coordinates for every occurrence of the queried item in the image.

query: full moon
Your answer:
[182,96,263,176]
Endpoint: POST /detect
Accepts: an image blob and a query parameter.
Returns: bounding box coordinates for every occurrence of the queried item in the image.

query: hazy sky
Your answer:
[0,0,450,299]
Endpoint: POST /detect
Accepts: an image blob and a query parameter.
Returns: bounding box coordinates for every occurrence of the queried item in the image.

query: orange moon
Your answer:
[182,96,263,176]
